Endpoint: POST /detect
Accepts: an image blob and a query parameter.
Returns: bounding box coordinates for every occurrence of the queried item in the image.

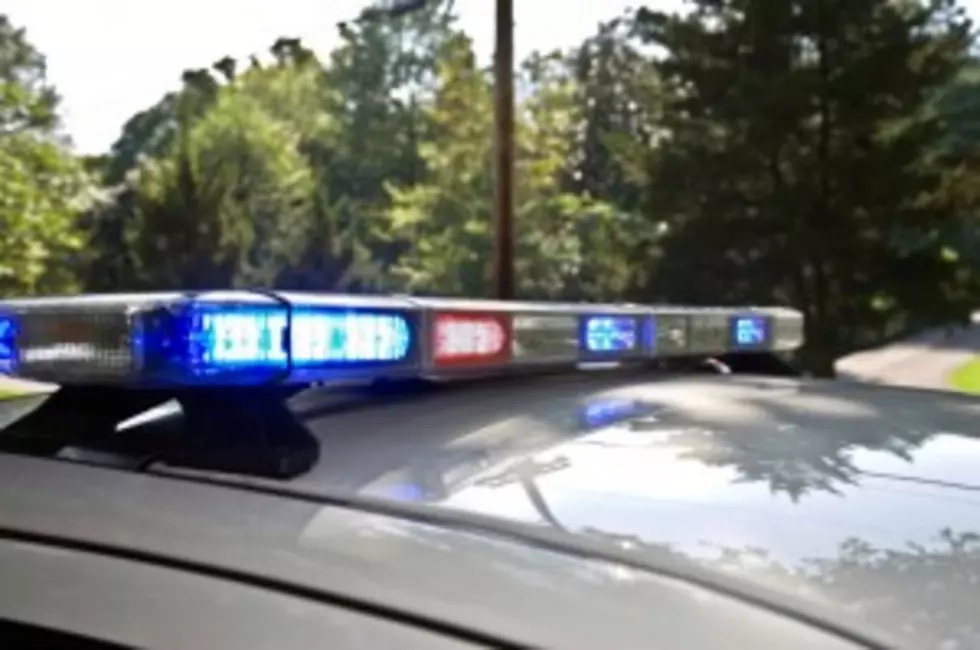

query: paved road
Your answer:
[835,313,980,390]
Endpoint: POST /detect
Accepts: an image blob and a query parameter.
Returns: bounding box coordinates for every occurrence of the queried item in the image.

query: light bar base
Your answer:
[716,352,798,376]
[163,388,319,479]
[0,387,171,456]
[0,386,320,480]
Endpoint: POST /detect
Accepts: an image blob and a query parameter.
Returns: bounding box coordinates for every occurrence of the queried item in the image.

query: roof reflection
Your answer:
[292,375,980,647]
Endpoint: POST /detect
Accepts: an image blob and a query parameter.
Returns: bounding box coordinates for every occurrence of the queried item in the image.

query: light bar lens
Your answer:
[0,292,805,386]
[17,309,133,381]
[0,315,14,373]
[193,310,411,366]
[583,316,638,352]
[688,311,729,354]
[651,312,688,356]
[578,313,649,362]
[512,314,578,363]
[141,304,414,384]
[731,315,768,349]
[193,309,283,367]
[432,313,510,367]
[768,308,804,351]
[296,311,411,362]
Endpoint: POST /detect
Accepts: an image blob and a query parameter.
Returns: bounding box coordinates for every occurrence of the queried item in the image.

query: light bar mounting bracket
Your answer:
[0,385,319,479]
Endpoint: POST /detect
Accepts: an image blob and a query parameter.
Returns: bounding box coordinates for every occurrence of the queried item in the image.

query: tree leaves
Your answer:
[632,0,978,374]
[0,16,90,297]
[4,1,980,375]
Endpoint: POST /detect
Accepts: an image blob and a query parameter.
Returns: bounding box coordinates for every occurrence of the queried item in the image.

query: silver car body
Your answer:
[1,372,978,648]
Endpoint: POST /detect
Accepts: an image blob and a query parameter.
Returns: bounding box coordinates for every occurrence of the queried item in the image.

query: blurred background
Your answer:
[2,0,980,382]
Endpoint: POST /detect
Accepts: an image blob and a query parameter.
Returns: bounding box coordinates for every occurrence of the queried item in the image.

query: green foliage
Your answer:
[632,0,976,374]
[0,15,91,297]
[121,59,334,290]
[383,33,494,295]
[383,35,630,299]
[5,1,980,374]
[948,356,980,392]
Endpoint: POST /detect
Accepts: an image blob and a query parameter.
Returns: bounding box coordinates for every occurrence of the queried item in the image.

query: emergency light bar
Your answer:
[0,291,804,388]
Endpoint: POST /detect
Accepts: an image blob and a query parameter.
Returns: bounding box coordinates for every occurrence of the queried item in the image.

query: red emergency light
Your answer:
[431,312,511,367]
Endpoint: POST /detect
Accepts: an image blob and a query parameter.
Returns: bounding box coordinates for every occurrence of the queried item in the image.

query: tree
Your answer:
[383,34,494,295]
[85,3,461,295]
[378,26,658,299]
[929,57,980,279]
[0,15,91,297]
[633,0,975,375]
[318,3,457,290]
[123,62,321,290]
[565,14,657,215]
[79,60,229,293]
[517,51,633,300]
[563,14,668,298]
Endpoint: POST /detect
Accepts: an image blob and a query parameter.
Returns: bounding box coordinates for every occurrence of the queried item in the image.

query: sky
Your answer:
[4,0,670,154]
[5,0,980,155]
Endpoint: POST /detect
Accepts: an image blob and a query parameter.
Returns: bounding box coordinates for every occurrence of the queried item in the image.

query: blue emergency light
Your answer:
[0,291,804,388]
[583,316,637,352]
[731,314,769,349]
[0,314,15,374]
[135,302,414,385]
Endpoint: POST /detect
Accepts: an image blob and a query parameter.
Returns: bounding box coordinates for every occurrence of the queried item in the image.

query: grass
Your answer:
[0,380,51,401]
[948,357,980,394]
[0,386,26,401]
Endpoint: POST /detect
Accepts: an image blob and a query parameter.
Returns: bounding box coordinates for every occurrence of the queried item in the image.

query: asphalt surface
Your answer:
[835,313,980,390]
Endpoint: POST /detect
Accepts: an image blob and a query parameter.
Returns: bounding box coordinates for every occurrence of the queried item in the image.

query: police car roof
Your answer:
[1,290,968,648]
[0,432,873,650]
[276,372,980,650]
[5,371,980,648]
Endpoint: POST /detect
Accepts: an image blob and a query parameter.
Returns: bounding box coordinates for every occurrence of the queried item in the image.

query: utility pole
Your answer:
[491,0,515,300]
[356,0,516,299]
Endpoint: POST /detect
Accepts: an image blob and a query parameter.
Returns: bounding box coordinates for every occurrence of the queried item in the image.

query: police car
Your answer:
[0,291,975,649]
